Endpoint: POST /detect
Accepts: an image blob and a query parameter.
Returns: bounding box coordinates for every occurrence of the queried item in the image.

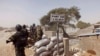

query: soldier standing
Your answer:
[36,25,43,41]
[29,23,37,45]
[22,24,29,47]
[6,24,27,56]
[30,23,36,39]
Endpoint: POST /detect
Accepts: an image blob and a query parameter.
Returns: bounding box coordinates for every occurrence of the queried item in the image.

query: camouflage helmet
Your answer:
[33,23,35,27]
[23,24,27,29]
[15,24,22,31]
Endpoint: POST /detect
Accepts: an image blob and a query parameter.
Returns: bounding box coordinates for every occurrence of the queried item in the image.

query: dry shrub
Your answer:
[87,50,96,55]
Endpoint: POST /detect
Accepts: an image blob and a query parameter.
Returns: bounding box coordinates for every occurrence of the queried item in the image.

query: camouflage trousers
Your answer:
[36,35,42,41]
[15,46,25,56]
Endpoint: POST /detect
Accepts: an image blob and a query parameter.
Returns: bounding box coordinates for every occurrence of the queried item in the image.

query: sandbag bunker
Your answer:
[32,36,80,56]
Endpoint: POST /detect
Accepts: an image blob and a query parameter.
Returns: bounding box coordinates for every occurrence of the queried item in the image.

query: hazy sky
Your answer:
[0,0,100,27]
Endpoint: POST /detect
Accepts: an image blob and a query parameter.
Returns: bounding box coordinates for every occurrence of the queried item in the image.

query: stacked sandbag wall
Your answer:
[33,36,64,56]
[33,36,80,56]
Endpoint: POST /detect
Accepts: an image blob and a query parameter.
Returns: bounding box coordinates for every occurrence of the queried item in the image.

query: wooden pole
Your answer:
[63,38,69,56]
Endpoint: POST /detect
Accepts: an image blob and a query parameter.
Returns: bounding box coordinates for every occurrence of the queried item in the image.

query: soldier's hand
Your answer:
[6,40,10,44]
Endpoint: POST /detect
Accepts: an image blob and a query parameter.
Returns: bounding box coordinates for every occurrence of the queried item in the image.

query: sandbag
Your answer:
[36,46,47,54]
[53,42,64,51]
[53,48,64,56]
[46,41,56,50]
[34,38,50,48]
[51,36,57,42]
[59,48,64,54]
[51,36,63,42]
[42,35,47,39]
[53,51,57,56]
[40,51,51,56]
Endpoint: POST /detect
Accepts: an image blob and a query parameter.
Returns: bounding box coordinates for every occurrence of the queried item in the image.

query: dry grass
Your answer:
[79,36,100,56]
[0,44,33,56]
[0,31,34,56]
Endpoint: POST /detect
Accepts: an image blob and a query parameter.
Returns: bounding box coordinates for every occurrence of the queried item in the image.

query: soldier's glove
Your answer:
[6,40,10,44]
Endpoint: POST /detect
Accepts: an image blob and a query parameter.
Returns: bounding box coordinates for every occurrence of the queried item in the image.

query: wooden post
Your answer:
[63,38,69,56]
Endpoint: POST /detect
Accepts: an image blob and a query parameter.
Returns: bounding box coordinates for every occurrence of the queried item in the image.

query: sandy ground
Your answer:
[79,36,100,56]
[0,26,100,56]
[0,30,33,56]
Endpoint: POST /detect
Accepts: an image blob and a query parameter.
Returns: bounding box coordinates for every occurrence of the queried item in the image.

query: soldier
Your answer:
[30,24,36,32]
[22,24,29,47]
[29,23,37,46]
[6,24,27,56]
[36,25,43,41]
[30,23,36,39]
[22,25,28,37]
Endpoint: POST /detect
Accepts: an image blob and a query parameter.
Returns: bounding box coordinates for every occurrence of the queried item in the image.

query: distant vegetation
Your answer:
[76,21,91,29]
[96,22,100,24]
[0,27,5,31]
[40,6,81,31]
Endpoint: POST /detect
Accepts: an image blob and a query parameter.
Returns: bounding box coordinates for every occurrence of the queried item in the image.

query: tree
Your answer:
[96,22,100,24]
[40,6,81,30]
[76,21,91,29]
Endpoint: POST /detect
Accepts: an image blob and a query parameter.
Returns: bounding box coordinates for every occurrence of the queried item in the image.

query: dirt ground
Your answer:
[79,36,100,56]
[0,30,34,56]
[0,26,100,56]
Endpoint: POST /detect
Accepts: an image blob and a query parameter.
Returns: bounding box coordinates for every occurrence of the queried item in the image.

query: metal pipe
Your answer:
[57,22,59,56]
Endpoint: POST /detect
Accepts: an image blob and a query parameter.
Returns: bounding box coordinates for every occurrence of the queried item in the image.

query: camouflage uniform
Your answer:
[29,25,43,45]
[29,24,37,45]
[6,25,27,56]
[22,25,29,46]
[30,25,36,40]
[36,25,43,41]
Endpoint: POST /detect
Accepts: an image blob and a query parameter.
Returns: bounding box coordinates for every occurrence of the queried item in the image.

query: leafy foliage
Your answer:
[40,6,81,31]
[77,21,91,29]
[96,22,100,24]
